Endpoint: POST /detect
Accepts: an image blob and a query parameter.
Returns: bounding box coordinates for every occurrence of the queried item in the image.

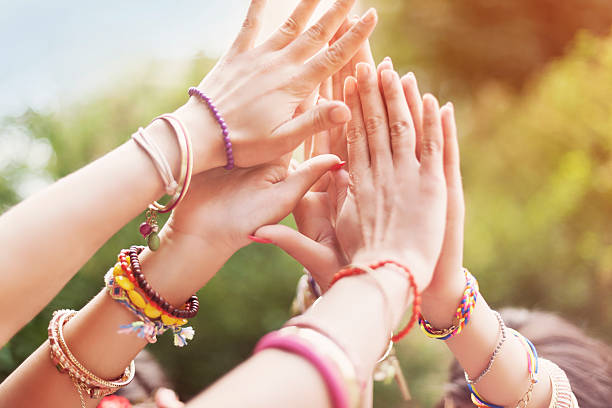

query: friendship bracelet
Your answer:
[132,127,178,195]
[254,327,360,408]
[137,114,194,251]
[539,358,579,408]
[188,87,235,170]
[464,311,508,386]
[419,268,478,340]
[48,310,135,407]
[468,328,539,408]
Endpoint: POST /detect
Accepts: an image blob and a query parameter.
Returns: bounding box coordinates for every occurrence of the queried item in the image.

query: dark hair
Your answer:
[437,308,612,408]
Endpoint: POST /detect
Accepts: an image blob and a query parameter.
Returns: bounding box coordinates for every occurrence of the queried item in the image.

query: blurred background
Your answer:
[1,0,612,406]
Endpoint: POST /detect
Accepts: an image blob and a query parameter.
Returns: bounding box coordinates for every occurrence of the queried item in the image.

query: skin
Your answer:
[0,0,378,347]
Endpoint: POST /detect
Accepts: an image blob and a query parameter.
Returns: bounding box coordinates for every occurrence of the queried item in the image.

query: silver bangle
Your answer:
[465,311,507,385]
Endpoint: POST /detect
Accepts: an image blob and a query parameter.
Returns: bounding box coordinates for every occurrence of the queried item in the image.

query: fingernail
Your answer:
[330,161,347,171]
[361,8,377,23]
[356,62,370,78]
[330,104,351,124]
[384,56,391,62]
[344,77,357,95]
[381,69,394,88]
[448,101,454,113]
[248,235,273,244]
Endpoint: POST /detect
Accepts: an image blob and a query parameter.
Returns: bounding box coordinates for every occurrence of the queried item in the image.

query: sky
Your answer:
[0,0,346,118]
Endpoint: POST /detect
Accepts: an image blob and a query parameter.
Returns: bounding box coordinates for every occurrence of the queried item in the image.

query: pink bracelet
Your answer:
[254,329,355,408]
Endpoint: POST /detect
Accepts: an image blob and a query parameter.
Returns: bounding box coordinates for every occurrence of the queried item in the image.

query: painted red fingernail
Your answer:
[248,235,273,244]
[330,161,347,171]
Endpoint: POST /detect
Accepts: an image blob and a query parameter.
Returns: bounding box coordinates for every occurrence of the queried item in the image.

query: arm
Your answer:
[0,0,378,346]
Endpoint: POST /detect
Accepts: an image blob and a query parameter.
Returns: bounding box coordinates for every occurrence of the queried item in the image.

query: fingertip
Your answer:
[329,102,351,124]
[356,62,371,79]
[360,7,377,24]
[381,69,395,90]
[423,93,440,111]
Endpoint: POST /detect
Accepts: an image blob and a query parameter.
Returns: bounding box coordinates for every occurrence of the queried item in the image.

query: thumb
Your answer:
[273,101,351,152]
[253,224,339,289]
[275,154,342,204]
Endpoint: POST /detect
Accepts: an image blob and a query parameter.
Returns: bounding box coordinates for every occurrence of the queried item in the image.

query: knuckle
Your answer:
[306,22,328,44]
[323,44,347,67]
[389,120,411,139]
[364,115,386,135]
[241,16,258,31]
[346,124,365,144]
[421,137,442,156]
[280,16,300,37]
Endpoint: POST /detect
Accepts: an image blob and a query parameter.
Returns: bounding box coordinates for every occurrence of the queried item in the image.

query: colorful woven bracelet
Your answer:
[468,328,539,408]
[48,310,135,407]
[137,113,194,251]
[329,260,421,343]
[419,268,479,340]
[188,87,234,170]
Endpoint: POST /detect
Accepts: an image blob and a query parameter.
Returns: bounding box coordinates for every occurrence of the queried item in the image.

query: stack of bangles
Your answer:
[415,268,578,407]
[133,88,233,252]
[48,310,135,408]
[256,260,421,408]
[104,246,197,347]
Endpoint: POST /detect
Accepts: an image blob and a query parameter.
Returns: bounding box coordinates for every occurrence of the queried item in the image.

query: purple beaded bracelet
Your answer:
[188,87,234,170]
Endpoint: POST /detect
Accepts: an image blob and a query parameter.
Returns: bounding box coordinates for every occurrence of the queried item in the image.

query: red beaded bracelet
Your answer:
[329,260,421,343]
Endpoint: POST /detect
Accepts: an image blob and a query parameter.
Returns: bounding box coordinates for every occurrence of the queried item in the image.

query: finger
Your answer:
[356,62,392,170]
[441,102,463,192]
[286,0,357,60]
[304,135,313,161]
[380,69,416,166]
[330,17,353,45]
[253,224,339,288]
[344,76,370,177]
[329,167,350,216]
[295,88,319,117]
[263,0,321,50]
[300,8,378,84]
[320,77,333,101]
[312,99,332,157]
[230,0,267,54]
[420,94,444,174]
[401,72,424,160]
[377,56,393,93]
[272,101,351,155]
[155,388,184,408]
[275,154,341,202]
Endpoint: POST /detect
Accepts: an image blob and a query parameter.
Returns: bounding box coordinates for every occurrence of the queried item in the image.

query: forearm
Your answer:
[422,278,552,407]
[0,105,222,345]
[187,265,410,408]
[0,229,233,407]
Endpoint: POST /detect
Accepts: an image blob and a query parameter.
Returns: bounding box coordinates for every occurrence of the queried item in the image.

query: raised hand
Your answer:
[180,0,378,170]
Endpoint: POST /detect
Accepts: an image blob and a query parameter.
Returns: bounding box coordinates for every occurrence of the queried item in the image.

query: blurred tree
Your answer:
[372,0,612,93]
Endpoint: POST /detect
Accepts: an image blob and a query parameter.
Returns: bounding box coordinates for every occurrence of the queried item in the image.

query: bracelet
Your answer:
[132,127,178,195]
[539,358,579,408]
[330,260,421,343]
[254,327,360,408]
[127,246,199,319]
[48,310,135,407]
[188,87,234,170]
[419,268,478,340]
[468,328,539,408]
[464,311,508,385]
[138,114,194,251]
[105,249,196,347]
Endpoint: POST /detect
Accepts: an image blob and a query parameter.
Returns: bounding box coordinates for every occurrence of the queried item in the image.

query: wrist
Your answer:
[173,98,227,173]
[419,268,467,328]
[351,250,432,292]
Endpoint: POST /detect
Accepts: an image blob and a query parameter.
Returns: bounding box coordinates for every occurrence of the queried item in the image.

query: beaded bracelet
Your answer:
[137,114,194,251]
[188,87,235,170]
[48,310,135,407]
[330,260,421,343]
[419,268,478,340]
[464,311,508,386]
[468,328,539,408]
[254,327,360,408]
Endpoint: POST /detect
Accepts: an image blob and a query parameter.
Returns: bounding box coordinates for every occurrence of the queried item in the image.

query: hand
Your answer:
[336,63,448,291]
[178,0,378,171]
[166,154,342,259]
[251,20,377,290]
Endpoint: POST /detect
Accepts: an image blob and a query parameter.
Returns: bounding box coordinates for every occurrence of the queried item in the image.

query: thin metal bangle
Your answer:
[465,311,508,385]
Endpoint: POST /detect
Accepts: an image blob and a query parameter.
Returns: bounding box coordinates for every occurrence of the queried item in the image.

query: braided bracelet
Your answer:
[419,268,478,340]
[539,358,579,408]
[188,87,234,170]
[329,260,421,342]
